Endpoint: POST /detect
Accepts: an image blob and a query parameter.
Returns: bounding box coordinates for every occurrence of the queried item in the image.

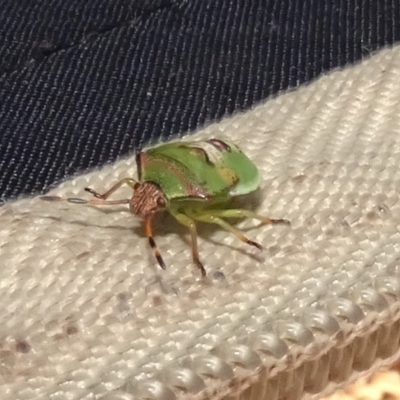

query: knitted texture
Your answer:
[2,46,400,399]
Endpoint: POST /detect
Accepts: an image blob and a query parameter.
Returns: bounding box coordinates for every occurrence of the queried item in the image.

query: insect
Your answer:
[42,138,289,276]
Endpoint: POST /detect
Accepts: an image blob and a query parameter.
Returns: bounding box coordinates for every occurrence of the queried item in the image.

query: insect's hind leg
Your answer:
[201,209,290,226]
[85,178,136,200]
[188,212,263,250]
[169,210,206,277]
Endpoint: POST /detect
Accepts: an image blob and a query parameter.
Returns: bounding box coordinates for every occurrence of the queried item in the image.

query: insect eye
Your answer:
[134,182,140,190]
[157,197,166,207]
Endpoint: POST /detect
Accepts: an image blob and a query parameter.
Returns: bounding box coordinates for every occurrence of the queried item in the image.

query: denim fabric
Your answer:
[0,0,399,200]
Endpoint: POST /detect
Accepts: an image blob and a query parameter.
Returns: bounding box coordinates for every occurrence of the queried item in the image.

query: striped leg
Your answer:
[145,216,166,271]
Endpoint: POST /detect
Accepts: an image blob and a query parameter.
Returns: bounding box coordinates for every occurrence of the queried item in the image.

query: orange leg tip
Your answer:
[156,254,167,270]
[248,240,263,251]
[195,260,206,277]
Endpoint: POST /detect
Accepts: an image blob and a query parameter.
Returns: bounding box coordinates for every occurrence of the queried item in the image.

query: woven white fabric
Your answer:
[2,46,400,400]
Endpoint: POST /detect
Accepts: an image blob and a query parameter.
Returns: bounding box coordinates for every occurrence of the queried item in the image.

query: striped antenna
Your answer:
[40,195,129,206]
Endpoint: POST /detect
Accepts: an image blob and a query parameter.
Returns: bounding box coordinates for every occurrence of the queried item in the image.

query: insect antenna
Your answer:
[40,195,130,206]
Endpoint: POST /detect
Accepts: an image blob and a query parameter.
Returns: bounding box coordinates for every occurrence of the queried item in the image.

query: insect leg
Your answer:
[85,178,136,199]
[201,209,290,226]
[144,216,167,271]
[169,211,206,277]
[189,213,263,250]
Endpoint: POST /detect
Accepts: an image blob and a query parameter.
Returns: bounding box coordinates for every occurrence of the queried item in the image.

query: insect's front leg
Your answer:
[169,210,206,277]
[145,216,167,271]
[85,178,136,199]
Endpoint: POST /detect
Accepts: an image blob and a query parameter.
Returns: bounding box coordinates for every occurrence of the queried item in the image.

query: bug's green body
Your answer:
[138,138,261,202]
[42,138,289,277]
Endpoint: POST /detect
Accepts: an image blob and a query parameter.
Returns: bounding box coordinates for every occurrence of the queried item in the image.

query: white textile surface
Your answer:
[1,46,400,400]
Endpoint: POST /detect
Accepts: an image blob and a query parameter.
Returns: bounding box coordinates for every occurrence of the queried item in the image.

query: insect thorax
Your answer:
[129,182,166,218]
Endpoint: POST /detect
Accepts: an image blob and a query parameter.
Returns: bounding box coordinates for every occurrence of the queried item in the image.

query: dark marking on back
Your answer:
[187,145,213,165]
[136,152,143,180]
[141,152,211,198]
[208,139,231,152]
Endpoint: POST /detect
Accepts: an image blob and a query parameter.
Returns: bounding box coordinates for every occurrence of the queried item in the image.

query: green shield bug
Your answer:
[42,138,289,276]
